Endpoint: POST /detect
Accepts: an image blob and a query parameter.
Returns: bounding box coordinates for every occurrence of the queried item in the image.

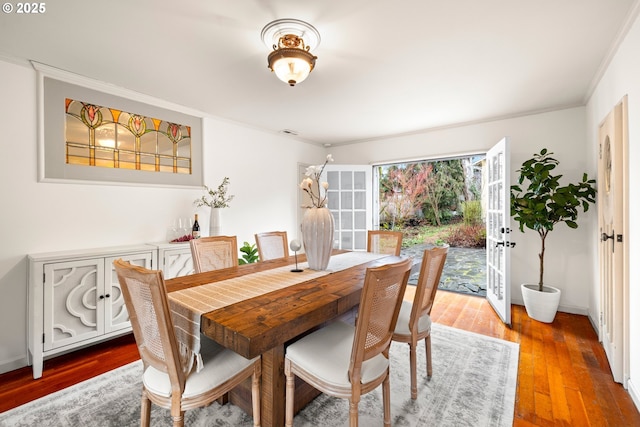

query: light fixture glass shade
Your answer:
[262,19,320,87]
[268,48,316,86]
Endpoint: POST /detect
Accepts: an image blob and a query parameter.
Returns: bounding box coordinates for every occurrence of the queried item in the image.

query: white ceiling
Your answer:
[0,0,636,146]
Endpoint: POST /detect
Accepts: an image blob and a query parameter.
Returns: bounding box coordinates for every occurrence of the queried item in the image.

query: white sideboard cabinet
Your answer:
[28,244,157,379]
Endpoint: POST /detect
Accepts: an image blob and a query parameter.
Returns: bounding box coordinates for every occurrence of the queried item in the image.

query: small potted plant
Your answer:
[510,148,596,323]
[194,177,234,236]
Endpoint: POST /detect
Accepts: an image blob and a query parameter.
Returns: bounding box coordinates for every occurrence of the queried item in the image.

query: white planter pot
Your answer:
[521,283,561,323]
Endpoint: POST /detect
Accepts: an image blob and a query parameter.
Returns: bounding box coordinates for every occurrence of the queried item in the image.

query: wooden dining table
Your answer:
[165,250,400,427]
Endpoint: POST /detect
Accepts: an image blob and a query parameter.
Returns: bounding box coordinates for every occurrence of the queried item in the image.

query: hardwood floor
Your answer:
[1,290,639,426]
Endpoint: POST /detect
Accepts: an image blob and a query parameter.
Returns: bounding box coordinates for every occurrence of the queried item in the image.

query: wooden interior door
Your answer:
[485,137,512,325]
[598,96,629,384]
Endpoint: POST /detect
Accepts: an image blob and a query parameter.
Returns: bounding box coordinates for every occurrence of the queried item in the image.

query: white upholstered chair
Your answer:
[284,257,412,427]
[392,246,448,399]
[367,230,403,256]
[190,235,238,272]
[113,259,261,427]
[255,231,288,261]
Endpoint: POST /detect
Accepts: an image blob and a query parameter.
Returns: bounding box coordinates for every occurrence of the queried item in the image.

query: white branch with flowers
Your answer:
[194,177,234,208]
[300,155,334,208]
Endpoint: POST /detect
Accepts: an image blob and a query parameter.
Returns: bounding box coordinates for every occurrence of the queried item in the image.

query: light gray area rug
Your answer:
[0,324,518,427]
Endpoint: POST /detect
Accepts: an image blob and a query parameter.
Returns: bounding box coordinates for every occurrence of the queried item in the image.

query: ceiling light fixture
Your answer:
[261,18,320,87]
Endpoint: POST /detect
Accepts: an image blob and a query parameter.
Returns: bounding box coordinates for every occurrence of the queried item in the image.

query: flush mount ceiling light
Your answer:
[261,18,320,87]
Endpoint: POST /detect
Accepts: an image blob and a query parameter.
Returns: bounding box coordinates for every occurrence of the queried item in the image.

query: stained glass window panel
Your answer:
[64,98,192,175]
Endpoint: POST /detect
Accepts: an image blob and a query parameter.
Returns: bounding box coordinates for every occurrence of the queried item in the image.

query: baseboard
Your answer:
[510,298,589,316]
[557,304,589,316]
[587,312,600,336]
[0,356,28,375]
[628,378,640,413]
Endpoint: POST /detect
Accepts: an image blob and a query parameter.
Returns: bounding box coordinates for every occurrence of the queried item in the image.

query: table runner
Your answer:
[169,251,388,372]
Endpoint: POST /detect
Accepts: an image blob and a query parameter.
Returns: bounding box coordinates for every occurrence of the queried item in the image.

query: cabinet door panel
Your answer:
[43,259,104,351]
[163,248,194,279]
[105,253,154,333]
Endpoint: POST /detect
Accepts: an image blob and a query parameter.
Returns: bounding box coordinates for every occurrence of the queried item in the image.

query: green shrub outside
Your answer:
[462,200,482,226]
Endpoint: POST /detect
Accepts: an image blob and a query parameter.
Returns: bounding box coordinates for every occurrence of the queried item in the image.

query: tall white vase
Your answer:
[301,207,335,270]
[209,207,222,236]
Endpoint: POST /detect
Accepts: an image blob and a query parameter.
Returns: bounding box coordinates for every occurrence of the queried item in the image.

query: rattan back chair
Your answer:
[284,257,412,427]
[367,230,403,256]
[255,231,288,261]
[392,246,448,399]
[190,235,238,272]
[114,259,261,427]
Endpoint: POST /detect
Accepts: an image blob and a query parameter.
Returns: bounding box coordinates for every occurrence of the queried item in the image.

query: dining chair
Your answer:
[255,231,288,261]
[113,259,262,427]
[284,257,412,427]
[367,230,403,256]
[190,235,238,273]
[392,246,448,399]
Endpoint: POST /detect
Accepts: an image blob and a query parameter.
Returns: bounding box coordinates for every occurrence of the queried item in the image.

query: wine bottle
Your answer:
[192,214,201,239]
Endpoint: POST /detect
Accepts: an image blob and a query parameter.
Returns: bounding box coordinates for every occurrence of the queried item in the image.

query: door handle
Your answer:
[601,231,616,252]
[601,232,614,241]
[495,241,516,248]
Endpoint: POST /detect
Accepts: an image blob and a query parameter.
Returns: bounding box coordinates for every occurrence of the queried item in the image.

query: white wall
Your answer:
[586,7,640,410]
[331,107,595,315]
[0,58,324,373]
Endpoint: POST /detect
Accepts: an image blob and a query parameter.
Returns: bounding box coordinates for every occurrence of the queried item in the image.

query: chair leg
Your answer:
[171,413,184,427]
[426,334,432,378]
[409,342,418,400]
[382,371,391,427]
[140,389,151,427]
[170,397,184,427]
[285,359,295,427]
[251,364,261,427]
[349,399,360,427]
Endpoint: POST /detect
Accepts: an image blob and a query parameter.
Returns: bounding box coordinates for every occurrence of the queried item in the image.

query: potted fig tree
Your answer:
[510,148,596,323]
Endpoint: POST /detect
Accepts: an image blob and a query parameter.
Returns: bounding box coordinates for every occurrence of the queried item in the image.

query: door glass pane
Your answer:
[354,231,366,250]
[341,211,353,230]
[341,192,353,209]
[355,211,366,229]
[327,171,339,188]
[340,171,352,190]
[354,171,366,190]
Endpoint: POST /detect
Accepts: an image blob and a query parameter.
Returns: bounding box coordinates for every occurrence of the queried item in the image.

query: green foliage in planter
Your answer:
[510,148,596,291]
[238,241,259,265]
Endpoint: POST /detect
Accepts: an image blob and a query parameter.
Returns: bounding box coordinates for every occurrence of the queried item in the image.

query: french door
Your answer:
[485,137,512,325]
[323,165,373,251]
[303,145,513,327]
